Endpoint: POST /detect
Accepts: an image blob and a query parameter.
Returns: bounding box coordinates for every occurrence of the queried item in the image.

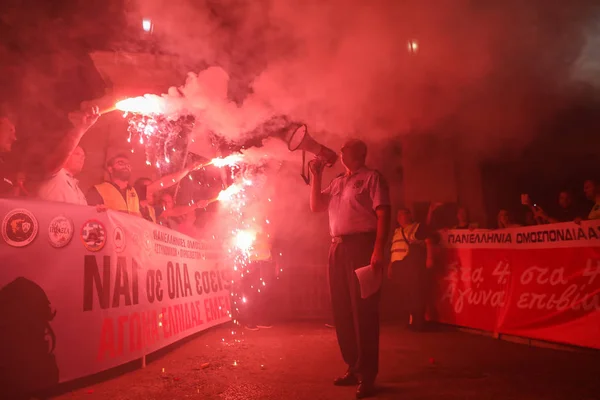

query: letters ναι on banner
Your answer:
[0,198,231,389]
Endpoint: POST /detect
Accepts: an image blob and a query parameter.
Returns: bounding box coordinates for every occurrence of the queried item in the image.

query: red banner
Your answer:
[434,221,600,349]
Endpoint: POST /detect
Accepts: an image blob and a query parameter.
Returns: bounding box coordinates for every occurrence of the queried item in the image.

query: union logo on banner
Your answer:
[113,226,126,252]
[48,215,74,248]
[1,208,39,247]
[80,219,107,252]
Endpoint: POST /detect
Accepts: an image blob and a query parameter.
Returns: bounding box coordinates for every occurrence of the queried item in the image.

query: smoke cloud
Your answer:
[125,0,600,252]
[133,0,599,159]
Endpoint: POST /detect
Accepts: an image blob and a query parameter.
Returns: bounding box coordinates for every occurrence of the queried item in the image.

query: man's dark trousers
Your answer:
[329,232,380,383]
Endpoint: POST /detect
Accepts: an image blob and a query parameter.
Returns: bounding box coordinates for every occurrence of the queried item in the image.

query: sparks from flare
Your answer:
[234,229,257,254]
[209,154,244,168]
[217,184,245,202]
[114,93,280,353]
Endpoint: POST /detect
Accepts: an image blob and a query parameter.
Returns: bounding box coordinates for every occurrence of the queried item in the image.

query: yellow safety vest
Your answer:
[249,233,272,262]
[141,205,157,223]
[94,182,141,216]
[391,222,421,262]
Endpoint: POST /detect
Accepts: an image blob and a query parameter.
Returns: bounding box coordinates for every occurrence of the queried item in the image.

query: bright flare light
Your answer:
[115,95,166,114]
[210,154,244,168]
[234,230,256,253]
[217,184,243,202]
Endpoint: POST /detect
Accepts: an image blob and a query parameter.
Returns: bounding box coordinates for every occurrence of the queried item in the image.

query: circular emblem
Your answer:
[113,226,126,252]
[143,230,153,252]
[2,208,39,247]
[48,215,74,248]
[80,219,107,252]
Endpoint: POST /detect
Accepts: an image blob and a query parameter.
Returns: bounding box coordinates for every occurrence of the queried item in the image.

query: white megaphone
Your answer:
[280,123,338,184]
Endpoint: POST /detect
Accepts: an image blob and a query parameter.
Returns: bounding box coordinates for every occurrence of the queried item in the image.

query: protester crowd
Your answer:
[0,105,219,237]
[446,179,600,231]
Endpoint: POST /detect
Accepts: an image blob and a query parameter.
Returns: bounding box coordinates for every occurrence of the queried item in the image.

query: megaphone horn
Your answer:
[280,123,338,185]
[282,123,338,167]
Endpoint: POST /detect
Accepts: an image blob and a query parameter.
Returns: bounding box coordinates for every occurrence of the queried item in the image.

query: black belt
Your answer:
[332,231,376,243]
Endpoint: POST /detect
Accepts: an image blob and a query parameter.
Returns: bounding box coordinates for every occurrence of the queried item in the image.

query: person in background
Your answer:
[523,208,538,226]
[497,209,520,229]
[134,177,157,223]
[134,160,206,224]
[10,172,29,197]
[37,146,87,205]
[156,192,178,229]
[0,114,17,195]
[388,207,434,331]
[534,190,584,224]
[243,231,276,331]
[157,192,209,233]
[309,139,391,399]
[582,179,597,217]
[588,186,600,220]
[157,192,206,224]
[176,211,199,237]
[453,206,478,230]
[1,105,99,197]
[86,154,140,216]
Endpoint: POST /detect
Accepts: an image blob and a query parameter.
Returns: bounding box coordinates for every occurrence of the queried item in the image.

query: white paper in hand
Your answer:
[354,265,382,299]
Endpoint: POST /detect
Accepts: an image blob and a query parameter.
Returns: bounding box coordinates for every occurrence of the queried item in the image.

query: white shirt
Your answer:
[322,167,390,237]
[37,168,88,205]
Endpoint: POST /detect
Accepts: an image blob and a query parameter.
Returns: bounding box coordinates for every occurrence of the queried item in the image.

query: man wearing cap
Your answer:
[309,139,391,399]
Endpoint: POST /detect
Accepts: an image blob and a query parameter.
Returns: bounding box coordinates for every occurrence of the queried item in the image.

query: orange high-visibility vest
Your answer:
[94,182,141,216]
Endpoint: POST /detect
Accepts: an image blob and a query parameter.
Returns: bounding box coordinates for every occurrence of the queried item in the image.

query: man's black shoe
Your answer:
[356,381,376,398]
[333,372,359,386]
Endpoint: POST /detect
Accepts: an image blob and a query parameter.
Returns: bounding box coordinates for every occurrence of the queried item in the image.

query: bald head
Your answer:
[341,139,367,172]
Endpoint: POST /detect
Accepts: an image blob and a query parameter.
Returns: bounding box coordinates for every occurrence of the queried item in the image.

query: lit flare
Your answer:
[234,230,256,252]
[209,154,244,168]
[216,184,243,202]
[114,95,166,114]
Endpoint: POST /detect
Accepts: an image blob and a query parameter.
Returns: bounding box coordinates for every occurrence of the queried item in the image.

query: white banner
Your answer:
[0,199,231,394]
[441,221,600,250]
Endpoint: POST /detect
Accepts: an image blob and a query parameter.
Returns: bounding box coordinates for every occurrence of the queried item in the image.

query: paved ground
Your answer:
[53,323,600,400]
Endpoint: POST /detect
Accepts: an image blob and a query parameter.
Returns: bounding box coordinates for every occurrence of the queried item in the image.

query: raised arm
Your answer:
[309,160,330,212]
[146,160,205,201]
[159,199,210,219]
[42,106,100,176]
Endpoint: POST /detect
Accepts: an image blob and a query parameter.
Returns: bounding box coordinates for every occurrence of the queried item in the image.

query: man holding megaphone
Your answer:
[309,138,391,399]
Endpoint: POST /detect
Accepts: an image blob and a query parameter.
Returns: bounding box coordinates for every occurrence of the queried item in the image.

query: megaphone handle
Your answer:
[301,172,310,185]
[301,150,310,185]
